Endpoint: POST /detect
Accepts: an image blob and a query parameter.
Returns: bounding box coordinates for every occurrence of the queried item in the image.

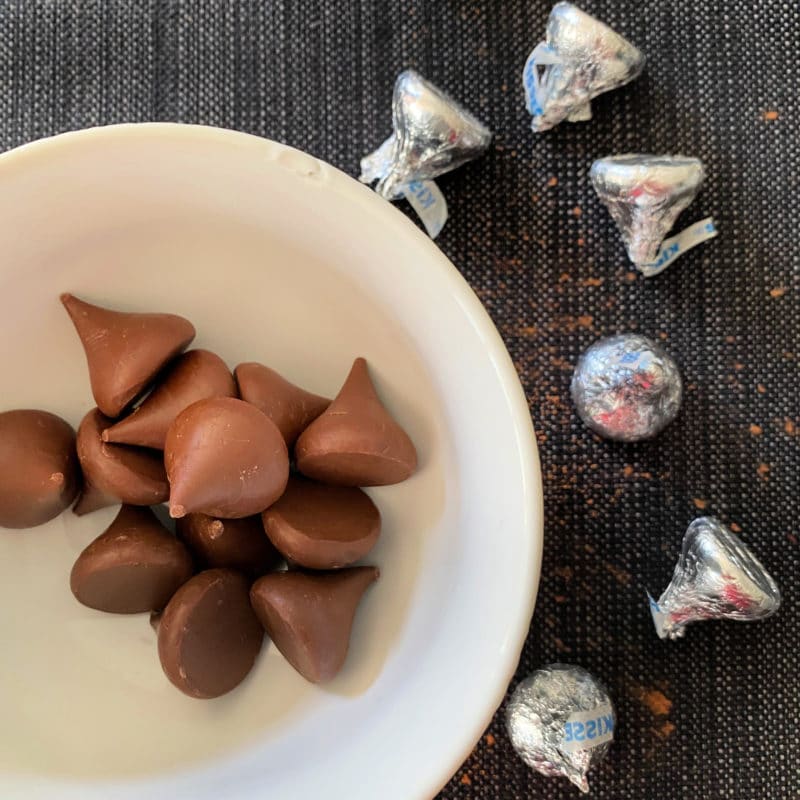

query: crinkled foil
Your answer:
[359,70,492,200]
[523,3,644,133]
[506,664,616,794]
[590,154,706,266]
[650,517,781,640]
[571,334,682,441]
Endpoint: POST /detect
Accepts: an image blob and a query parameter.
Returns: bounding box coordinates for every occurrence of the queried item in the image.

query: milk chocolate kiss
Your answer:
[165,397,289,519]
[70,505,194,613]
[234,362,330,446]
[262,476,380,569]
[74,409,169,515]
[0,409,80,528]
[177,513,281,579]
[158,569,264,698]
[103,350,236,449]
[61,293,195,418]
[249,566,379,683]
[295,358,417,486]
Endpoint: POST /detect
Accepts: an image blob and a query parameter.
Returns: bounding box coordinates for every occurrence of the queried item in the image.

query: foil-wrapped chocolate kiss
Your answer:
[649,517,781,640]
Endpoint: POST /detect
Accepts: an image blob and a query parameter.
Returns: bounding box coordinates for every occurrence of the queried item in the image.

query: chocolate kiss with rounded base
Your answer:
[104,350,237,450]
[295,358,417,486]
[165,397,289,519]
[249,566,379,683]
[235,362,330,446]
[74,409,169,515]
[61,293,196,418]
[262,475,380,569]
[158,569,264,699]
[177,513,281,579]
[0,409,80,529]
[70,505,194,613]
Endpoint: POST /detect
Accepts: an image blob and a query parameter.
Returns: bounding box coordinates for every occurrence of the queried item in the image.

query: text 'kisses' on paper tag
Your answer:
[560,704,615,753]
[401,180,448,239]
[640,217,718,278]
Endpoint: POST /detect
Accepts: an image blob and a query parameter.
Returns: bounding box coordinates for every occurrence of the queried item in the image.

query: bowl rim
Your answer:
[0,123,543,799]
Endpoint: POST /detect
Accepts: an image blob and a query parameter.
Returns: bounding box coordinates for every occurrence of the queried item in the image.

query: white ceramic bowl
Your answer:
[0,125,542,800]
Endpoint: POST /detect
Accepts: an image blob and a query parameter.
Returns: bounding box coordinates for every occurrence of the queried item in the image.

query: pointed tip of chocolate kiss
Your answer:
[295,358,417,487]
[249,566,379,683]
[104,350,237,450]
[234,362,330,446]
[61,293,196,418]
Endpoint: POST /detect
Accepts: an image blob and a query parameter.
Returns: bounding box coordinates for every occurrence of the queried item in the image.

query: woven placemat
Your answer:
[1,1,797,798]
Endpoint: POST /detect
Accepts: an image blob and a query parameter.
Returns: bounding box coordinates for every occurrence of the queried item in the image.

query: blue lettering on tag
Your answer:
[406,180,436,210]
[523,61,542,116]
[650,242,680,268]
[561,708,614,752]
[620,351,640,364]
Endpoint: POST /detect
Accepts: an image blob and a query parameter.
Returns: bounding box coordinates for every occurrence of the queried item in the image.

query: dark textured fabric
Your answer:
[1,1,798,798]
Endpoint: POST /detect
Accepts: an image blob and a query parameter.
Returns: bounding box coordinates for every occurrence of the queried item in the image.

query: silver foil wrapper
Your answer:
[523,3,644,133]
[571,334,682,441]
[590,154,706,266]
[650,517,781,640]
[359,70,492,200]
[506,664,615,793]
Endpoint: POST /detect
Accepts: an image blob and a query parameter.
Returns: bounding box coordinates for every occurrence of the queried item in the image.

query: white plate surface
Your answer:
[0,125,542,800]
